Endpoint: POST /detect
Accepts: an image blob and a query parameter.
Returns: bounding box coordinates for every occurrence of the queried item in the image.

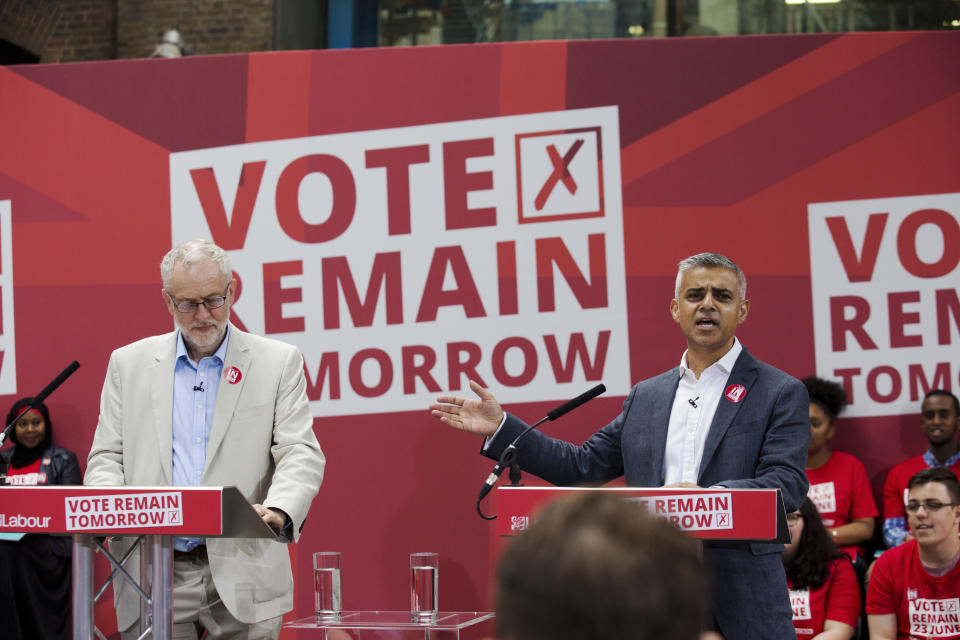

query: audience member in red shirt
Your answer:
[802,377,877,563]
[783,497,860,640]
[867,468,960,640]
[882,390,960,548]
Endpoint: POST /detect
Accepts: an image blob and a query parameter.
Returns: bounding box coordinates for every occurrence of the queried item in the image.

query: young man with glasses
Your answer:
[867,468,960,640]
[881,390,960,548]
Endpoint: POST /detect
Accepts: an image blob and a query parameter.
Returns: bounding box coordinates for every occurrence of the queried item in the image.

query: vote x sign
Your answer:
[515,127,604,223]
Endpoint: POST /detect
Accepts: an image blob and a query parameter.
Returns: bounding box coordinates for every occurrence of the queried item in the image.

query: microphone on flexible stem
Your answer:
[0,361,81,447]
[477,383,606,520]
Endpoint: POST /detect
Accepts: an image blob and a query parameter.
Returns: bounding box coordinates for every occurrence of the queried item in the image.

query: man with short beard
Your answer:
[86,238,325,640]
[882,390,960,547]
[431,252,809,640]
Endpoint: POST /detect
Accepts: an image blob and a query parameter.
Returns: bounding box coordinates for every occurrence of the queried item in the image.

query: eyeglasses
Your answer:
[905,500,959,514]
[786,512,802,524]
[166,286,229,313]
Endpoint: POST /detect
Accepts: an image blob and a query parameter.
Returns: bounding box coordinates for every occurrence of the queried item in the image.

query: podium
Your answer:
[0,485,280,640]
[493,485,790,551]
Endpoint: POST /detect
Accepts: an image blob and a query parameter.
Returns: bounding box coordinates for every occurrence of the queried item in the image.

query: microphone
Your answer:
[546,384,608,421]
[688,396,699,408]
[193,382,204,392]
[0,361,81,446]
[32,360,80,405]
[477,384,606,510]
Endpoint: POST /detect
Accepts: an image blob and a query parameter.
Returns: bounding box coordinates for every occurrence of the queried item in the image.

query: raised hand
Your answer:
[429,379,504,437]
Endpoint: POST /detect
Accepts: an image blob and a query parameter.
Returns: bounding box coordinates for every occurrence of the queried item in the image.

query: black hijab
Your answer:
[5,397,53,468]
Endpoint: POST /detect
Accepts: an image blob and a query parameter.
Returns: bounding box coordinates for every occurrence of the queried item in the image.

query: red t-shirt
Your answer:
[2,458,46,485]
[883,456,960,521]
[866,539,960,639]
[788,558,861,637]
[807,450,878,557]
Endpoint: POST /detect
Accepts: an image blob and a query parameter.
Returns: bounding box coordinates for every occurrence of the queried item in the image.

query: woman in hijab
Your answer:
[0,397,81,640]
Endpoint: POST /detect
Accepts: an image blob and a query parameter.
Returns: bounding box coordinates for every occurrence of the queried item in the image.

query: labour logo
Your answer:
[515,127,604,223]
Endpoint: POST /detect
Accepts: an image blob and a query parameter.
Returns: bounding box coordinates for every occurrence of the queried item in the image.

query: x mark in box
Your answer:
[515,127,605,224]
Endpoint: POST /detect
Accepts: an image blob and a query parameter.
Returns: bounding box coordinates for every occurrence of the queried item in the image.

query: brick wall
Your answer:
[1,0,275,64]
[41,0,116,63]
[116,0,274,59]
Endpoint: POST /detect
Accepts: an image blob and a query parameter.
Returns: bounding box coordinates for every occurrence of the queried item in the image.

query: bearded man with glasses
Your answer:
[867,467,960,640]
[85,238,325,640]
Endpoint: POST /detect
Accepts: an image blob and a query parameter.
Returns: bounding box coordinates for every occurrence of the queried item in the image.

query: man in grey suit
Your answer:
[430,252,808,640]
[86,239,325,640]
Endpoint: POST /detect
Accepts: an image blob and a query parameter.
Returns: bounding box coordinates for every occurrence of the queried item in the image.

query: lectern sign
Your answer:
[0,486,225,536]
[496,486,785,542]
[64,491,184,531]
[628,492,734,531]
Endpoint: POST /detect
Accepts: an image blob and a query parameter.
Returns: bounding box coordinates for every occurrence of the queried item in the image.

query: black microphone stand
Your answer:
[0,361,80,448]
[475,383,606,520]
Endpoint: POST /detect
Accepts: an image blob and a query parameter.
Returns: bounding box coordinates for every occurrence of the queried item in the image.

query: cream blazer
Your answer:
[85,325,325,629]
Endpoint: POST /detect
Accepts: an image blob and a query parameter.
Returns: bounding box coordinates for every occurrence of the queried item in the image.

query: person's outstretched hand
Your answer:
[429,380,504,437]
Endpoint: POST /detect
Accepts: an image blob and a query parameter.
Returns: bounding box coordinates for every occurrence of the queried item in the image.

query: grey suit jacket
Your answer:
[485,347,809,640]
[85,325,325,629]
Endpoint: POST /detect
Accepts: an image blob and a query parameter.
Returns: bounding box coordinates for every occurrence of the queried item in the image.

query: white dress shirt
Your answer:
[662,338,742,486]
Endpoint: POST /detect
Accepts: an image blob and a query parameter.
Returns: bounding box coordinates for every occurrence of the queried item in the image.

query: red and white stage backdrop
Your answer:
[1,31,958,635]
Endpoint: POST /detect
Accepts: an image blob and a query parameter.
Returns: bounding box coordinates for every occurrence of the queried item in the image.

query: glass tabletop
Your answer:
[285,611,494,630]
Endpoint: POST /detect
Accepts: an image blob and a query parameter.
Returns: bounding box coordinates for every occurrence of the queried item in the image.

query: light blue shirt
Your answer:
[172,326,229,551]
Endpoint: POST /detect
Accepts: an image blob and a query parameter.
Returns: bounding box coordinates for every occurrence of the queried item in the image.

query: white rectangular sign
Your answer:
[0,200,16,395]
[170,107,629,417]
[64,492,184,531]
[809,192,960,417]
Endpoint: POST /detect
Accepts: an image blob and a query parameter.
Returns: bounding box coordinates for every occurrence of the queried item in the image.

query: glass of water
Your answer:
[314,552,341,621]
[410,552,439,622]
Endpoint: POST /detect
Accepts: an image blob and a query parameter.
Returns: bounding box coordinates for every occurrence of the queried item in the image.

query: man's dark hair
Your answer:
[675,252,746,300]
[908,467,960,504]
[802,376,847,421]
[923,389,960,415]
[495,491,709,640]
[782,498,846,591]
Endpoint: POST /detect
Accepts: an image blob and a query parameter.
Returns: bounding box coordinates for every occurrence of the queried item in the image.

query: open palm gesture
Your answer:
[429,380,504,436]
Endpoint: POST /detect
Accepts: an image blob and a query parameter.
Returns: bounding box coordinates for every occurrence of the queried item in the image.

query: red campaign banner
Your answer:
[495,486,781,541]
[0,33,957,627]
[0,486,226,535]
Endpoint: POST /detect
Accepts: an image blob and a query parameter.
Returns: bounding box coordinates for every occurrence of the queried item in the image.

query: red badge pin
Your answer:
[725,384,746,403]
[225,366,242,384]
